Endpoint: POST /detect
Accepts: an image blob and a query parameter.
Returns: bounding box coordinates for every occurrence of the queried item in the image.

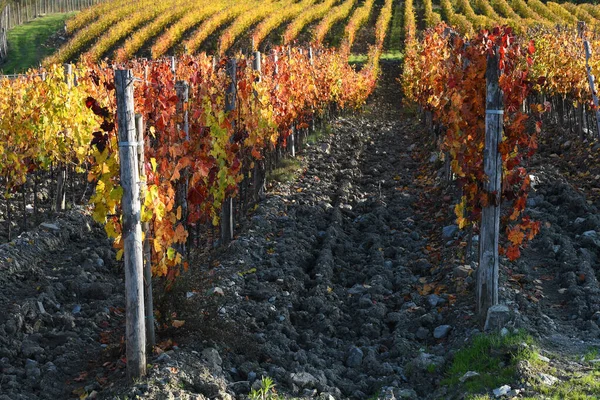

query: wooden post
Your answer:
[253,52,266,201]
[272,49,278,76]
[115,69,146,381]
[477,51,503,319]
[135,114,155,351]
[171,56,176,80]
[175,80,189,253]
[583,40,600,139]
[252,51,261,81]
[54,64,72,212]
[221,58,236,245]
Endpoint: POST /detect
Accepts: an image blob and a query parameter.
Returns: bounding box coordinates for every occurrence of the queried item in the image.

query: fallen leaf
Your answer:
[74,371,88,382]
[172,320,185,328]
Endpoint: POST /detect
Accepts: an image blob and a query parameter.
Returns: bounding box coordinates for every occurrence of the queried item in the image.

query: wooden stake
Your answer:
[221,58,236,245]
[115,69,146,381]
[477,51,502,319]
[584,40,600,139]
[54,64,72,212]
[135,114,155,351]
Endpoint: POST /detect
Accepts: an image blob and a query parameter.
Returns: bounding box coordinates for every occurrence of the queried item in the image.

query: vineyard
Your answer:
[3,0,600,399]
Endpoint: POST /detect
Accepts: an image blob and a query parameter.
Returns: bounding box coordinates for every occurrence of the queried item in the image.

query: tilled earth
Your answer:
[2,62,600,399]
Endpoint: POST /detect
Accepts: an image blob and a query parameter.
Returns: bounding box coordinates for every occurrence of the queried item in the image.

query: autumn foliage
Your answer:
[402,24,542,260]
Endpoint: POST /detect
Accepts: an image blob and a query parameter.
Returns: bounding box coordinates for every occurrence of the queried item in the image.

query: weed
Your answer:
[249,376,279,400]
[583,347,598,362]
[267,158,302,184]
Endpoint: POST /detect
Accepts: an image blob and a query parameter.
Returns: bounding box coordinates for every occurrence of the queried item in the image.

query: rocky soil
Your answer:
[2,62,600,400]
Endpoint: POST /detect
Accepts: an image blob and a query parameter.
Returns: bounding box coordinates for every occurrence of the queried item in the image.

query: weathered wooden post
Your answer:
[477,50,502,319]
[221,58,236,245]
[54,63,72,212]
[171,56,176,80]
[252,52,266,201]
[175,80,190,253]
[135,114,155,351]
[583,40,600,139]
[115,69,146,381]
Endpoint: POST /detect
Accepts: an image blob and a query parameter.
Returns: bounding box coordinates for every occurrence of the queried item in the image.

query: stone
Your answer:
[155,353,171,363]
[411,352,444,371]
[538,373,558,386]
[416,327,429,340]
[493,385,511,397]
[346,346,363,367]
[318,393,336,400]
[21,341,44,358]
[290,372,318,389]
[396,388,418,399]
[454,265,473,278]
[538,354,550,363]
[201,348,223,370]
[433,325,451,339]
[40,223,60,231]
[583,230,597,238]
[442,225,459,239]
[500,327,509,336]
[348,284,368,295]
[229,381,250,394]
[459,371,480,382]
[379,387,396,399]
[25,359,41,380]
[210,287,225,296]
[81,282,112,300]
[484,304,511,331]
[427,294,441,307]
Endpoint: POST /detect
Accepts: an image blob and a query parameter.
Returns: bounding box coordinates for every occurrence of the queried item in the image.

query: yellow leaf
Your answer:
[116,249,124,261]
[176,206,182,220]
[172,320,185,328]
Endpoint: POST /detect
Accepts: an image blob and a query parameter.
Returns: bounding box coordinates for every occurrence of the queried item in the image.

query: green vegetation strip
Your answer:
[349,51,403,63]
[1,12,75,73]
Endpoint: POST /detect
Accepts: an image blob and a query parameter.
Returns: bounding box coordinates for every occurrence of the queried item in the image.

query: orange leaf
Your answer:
[172,320,185,328]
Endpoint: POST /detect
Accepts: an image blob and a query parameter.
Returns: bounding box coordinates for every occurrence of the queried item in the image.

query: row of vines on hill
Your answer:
[48,0,404,64]
[422,0,600,34]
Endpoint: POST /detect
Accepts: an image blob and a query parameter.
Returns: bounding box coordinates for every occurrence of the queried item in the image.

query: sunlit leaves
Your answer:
[402,24,541,260]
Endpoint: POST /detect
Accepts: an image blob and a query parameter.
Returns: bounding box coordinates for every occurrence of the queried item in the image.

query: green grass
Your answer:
[448,331,600,400]
[267,157,303,184]
[348,51,403,63]
[522,371,600,400]
[443,330,539,394]
[306,122,331,145]
[1,12,75,73]
[387,0,404,51]
[583,347,599,362]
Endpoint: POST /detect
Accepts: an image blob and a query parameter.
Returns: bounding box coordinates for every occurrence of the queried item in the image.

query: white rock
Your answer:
[493,385,511,397]
[459,371,480,383]
[537,354,550,363]
[211,287,225,296]
[538,372,558,386]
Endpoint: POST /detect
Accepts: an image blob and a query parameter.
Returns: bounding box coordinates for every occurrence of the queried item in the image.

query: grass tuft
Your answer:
[443,330,538,394]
